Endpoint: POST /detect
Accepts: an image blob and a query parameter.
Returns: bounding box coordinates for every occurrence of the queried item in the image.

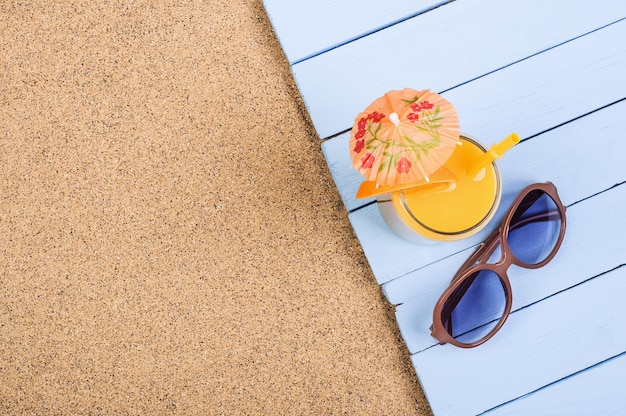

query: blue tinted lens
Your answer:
[442,269,506,344]
[507,190,562,265]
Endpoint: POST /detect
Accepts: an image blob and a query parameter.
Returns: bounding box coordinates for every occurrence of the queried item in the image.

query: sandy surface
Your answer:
[0,1,431,414]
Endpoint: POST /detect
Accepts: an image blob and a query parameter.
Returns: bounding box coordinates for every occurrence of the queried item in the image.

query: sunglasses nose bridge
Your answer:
[490,238,519,274]
[500,235,549,270]
[497,250,513,269]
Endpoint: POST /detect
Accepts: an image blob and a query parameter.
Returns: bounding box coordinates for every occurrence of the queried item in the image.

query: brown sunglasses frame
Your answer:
[430,182,567,348]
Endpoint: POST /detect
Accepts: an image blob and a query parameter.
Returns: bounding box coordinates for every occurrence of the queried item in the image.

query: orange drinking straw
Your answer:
[466,133,520,178]
[356,178,455,199]
[356,165,458,199]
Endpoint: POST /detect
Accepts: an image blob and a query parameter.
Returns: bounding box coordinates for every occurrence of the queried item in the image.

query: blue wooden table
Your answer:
[263,1,626,414]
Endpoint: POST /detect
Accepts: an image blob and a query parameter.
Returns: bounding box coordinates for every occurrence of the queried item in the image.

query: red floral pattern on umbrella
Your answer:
[349,89,460,187]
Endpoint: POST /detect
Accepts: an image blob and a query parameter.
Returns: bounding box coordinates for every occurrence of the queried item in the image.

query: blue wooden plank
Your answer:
[322,18,626,215]
[293,0,626,138]
[342,21,626,284]
[262,2,626,415]
[320,131,364,212]
[412,263,626,416]
[383,99,626,303]
[396,183,626,355]
[262,0,447,64]
[412,267,626,416]
[483,352,626,415]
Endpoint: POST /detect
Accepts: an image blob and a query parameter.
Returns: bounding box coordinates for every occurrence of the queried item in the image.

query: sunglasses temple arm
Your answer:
[469,210,560,267]
[449,208,560,287]
[510,210,561,232]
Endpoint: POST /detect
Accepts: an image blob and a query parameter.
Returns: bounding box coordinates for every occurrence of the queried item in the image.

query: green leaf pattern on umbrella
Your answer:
[350,89,459,187]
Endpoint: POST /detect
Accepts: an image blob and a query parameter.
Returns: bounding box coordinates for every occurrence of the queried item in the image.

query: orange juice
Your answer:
[377,134,501,243]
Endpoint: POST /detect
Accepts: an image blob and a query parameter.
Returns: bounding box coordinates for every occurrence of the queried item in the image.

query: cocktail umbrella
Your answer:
[349,88,460,190]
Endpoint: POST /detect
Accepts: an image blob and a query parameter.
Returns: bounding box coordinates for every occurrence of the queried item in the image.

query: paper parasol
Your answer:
[349,88,460,187]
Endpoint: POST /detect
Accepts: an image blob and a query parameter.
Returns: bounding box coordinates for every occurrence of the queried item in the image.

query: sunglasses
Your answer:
[430,182,567,348]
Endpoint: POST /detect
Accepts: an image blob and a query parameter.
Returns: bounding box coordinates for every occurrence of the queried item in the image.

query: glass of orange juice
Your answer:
[377,134,502,243]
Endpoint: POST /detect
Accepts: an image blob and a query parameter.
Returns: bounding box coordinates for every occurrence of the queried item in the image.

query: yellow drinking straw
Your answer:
[466,133,520,178]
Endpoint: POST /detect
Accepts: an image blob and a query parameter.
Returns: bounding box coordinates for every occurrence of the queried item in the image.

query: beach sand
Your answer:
[0,1,431,414]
